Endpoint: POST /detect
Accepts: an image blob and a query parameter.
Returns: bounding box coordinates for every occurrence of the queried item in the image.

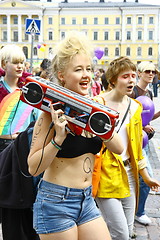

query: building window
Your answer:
[24,18,27,24]
[115,31,120,40]
[127,17,131,24]
[138,16,142,24]
[61,31,65,39]
[2,17,7,24]
[48,31,53,40]
[148,47,153,56]
[104,47,108,56]
[137,47,142,56]
[2,31,7,41]
[115,17,120,24]
[104,31,109,40]
[48,17,52,25]
[149,31,153,40]
[35,35,39,41]
[126,47,130,56]
[33,47,37,56]
[115,47,119,56]
[149,17,154,24]
[82,30,87,36]
[72,18,76,25]
[61,18,65,25]
[94,17,98,25]
[104,17,109,24]
[49,47,52,54]
[137,31,142,40]
[93,31,98,40]
[13,31,18,42]
[83,18,87,25]
[24,34,28,41]
[23,46,28,59]
[126,31,131,40]
[13,16,18,25]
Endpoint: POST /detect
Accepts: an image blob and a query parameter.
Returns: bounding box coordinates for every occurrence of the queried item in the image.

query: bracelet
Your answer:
[51,139,62,151]
[103,133,114,143]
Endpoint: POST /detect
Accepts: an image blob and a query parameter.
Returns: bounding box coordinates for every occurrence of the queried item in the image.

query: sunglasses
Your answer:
[144,70,156,74]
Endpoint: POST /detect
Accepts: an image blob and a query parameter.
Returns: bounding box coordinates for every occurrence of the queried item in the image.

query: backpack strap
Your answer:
[117,98,131,133]
[14,121,35,178]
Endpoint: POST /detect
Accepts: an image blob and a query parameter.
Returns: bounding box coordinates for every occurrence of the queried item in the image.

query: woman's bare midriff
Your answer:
[43,153,95,189]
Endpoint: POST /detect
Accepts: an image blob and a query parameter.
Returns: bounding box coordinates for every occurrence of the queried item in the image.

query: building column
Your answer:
[18,14,22,42]
[39,15,43,42]
[144,15,148,43]
[132,15,136,42]
[7,14,11,42]
[121,13,125,42]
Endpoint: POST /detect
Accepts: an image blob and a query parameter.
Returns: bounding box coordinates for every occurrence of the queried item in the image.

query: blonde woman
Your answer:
[28,32,124,240]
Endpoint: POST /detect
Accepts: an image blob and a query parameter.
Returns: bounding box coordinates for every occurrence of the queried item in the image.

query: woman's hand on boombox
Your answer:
[50,104,68,144]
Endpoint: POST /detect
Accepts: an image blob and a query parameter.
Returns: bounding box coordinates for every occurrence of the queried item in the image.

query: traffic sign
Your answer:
[25,18,41,35]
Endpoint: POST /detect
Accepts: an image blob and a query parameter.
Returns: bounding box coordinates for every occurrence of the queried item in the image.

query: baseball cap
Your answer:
[137,61,158,73]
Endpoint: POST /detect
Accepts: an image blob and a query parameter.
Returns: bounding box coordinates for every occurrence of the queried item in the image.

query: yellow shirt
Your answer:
[96,99,146,200]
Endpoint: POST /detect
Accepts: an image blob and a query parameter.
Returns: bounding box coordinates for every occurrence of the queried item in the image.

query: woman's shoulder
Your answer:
[0,77,9,103]
[93,93,107,105]
[130,97,142,108]
[130,97,143,117]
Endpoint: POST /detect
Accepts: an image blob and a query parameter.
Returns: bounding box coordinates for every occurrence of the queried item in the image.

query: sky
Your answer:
[56,0,160,5]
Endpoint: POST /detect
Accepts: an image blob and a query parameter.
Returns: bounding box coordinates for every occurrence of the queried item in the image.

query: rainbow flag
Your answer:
[0,89,34,135]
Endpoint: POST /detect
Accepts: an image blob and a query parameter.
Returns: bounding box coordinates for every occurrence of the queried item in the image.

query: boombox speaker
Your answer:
[20,76,119,139]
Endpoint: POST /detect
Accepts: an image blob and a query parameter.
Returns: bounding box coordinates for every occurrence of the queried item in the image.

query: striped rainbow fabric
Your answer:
[0,89,34,135]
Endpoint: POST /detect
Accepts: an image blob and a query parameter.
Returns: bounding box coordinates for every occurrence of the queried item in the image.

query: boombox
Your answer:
[20,76,119,139]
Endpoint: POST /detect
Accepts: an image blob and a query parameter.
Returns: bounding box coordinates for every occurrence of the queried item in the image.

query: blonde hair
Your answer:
[106,57,136,87]
[137,61,157,73]
[51,31,94,85]
[0,45,26,68]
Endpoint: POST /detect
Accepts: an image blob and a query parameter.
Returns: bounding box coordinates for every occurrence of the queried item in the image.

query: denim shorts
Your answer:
[33,180,101,234]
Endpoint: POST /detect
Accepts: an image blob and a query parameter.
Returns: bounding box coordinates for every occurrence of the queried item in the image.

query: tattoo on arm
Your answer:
[30,117,43,149]
[83,157,92,174]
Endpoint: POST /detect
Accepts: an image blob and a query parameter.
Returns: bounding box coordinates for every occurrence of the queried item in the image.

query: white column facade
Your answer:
[39,15,43,42]
[132,15,136,42]
[143,14,148,43]
[7,14,11,42]
[18,14,22,42]
[121,13,125,42]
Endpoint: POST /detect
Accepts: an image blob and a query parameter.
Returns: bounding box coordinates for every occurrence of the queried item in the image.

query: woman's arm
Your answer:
[102,131,124,155]
[28,106,68,176]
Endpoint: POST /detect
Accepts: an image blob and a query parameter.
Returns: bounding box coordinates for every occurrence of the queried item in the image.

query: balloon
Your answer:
[40,46,45,52]
[37,44,41,49]
[43,43,47,47]
[94,47,104,60]
[136,96,155,126]
[142,130,148,148]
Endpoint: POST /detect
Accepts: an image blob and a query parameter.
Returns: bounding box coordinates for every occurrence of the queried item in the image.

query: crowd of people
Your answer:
[0,31,160,240]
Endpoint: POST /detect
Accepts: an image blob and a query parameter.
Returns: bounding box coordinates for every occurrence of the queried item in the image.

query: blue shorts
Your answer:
[33,180,101,234]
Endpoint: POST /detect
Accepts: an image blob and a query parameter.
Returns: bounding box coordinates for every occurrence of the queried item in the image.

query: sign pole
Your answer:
[30,32,34,73]
[25,18,41,73]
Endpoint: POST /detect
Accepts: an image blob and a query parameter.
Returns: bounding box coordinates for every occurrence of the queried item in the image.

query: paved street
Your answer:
[0,95,159,240]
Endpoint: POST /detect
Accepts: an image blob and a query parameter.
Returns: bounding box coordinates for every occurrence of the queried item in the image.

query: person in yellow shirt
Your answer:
[94,57,160,240]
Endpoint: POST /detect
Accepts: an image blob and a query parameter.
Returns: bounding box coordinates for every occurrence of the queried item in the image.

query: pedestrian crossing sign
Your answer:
[25,18,41,35]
